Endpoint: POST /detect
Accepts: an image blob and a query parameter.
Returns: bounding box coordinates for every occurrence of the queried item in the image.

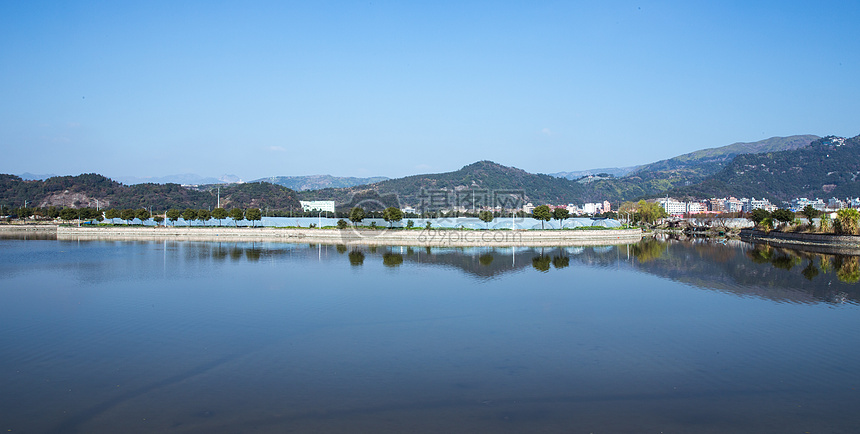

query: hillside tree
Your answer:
[801,205,820,226]
[120,209,136,225]
[532,205,552,229]
[136,209,150,224]
[197,209,211,226]
[166,209,181,226]
[229,208,244,226]
[478,210,494,228]
[552,207,570,229]
[212,208,227,226]
[349,207,365,227]
[382,207,403,228]
[182,209,198,226]
[245,208,262,227]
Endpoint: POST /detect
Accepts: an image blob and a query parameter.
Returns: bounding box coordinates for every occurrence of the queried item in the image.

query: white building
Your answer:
[582,202,602,215]
[741,198,776,213]
[686,202,706,214]
[300,201,336,213]
[657,198,686,215]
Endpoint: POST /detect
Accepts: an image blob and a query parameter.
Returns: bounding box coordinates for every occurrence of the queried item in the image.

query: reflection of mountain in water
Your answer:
[340,239,860,305]
[609,238,860,305]
[9,234,855,306]
[147,239,860,305]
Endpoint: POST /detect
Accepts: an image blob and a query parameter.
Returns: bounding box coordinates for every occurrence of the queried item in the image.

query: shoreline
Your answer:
[740,228,860,250]
[0,225,644,247]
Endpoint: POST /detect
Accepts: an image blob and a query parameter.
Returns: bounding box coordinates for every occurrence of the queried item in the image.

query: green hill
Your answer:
[670,135,860,202]
[572,135,820,203]
[300,161,586,209]
[0,174,301,212]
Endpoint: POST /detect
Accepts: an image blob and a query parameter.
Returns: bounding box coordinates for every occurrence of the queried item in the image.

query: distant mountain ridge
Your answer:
[0,174,300,211]
[670,134,860,202]
[632,135,819,175]
[296,135,829,208]
[112,173,243,185]
[253,174,389,191]
[551,166,640,180]
[6,133,842,211]
[299,160,587,208]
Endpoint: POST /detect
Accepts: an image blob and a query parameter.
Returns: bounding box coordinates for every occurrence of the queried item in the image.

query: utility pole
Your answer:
[217,186,220,209]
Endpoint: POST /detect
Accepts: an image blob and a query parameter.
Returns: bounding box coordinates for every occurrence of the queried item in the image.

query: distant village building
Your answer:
[686,201,706,214]
[725,197,744,213]
[582,202,604,215]
[828,197,846,210]
[657,198,686,215]
[791,198,826,211]
[741,198,777,213]
[706,198,726,212]
[523,202,535,214]
[300,201,336,213]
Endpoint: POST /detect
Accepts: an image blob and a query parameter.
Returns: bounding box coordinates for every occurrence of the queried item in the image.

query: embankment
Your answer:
[39,226,644,247]
[740,229,860,250]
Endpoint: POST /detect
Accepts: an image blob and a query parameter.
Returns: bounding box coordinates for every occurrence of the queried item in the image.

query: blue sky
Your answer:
[2,1,858,181]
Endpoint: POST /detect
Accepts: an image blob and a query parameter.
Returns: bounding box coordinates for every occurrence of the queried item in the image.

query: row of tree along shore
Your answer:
[3,204,626,230]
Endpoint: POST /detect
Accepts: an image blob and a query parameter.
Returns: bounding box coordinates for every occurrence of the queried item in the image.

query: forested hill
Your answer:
[299,161,587,208]
[0,174,301,211]
[632,135,819,176]
[298,135,825,208]
[669,135,860,202]
[571,135,821,203]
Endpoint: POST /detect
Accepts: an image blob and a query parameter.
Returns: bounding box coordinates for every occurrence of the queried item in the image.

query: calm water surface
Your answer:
[1,237,859,433]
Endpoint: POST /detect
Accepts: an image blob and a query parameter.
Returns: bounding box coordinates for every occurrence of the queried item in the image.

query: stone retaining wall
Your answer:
[53,226,643,247]
[740,229,860,249]
[0,224,58,235]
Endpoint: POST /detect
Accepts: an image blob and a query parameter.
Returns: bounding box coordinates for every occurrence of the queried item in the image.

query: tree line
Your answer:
[3,206,266,227]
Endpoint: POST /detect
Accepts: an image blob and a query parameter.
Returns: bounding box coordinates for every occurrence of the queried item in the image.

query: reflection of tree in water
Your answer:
[382,252,403,267]
[348,250,365,266]
[744,244,860,286]
[747,245,774,264]
[802,261,820,280]
[532,255,551,272]
[478,253,494,266]
[836,256,860,283]
[819,255,833,274]
[230,247,244,261]
[632,238,664,263]
[245,248,261,261]
[552,255,570,269]
[771,253,800,271]
[212,245,228,261]
[336,244,347,254]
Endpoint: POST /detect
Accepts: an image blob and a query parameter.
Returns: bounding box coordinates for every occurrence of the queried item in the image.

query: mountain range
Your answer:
[0,174,300,211]
[5,133,858,212]
[299,135,827,208]
[251,175,390,191]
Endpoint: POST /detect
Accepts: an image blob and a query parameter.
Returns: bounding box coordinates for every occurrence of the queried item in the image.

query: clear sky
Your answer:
[2,1,858,181]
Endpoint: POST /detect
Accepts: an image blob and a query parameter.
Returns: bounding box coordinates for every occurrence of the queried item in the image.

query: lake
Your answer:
[1,235,859,433]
